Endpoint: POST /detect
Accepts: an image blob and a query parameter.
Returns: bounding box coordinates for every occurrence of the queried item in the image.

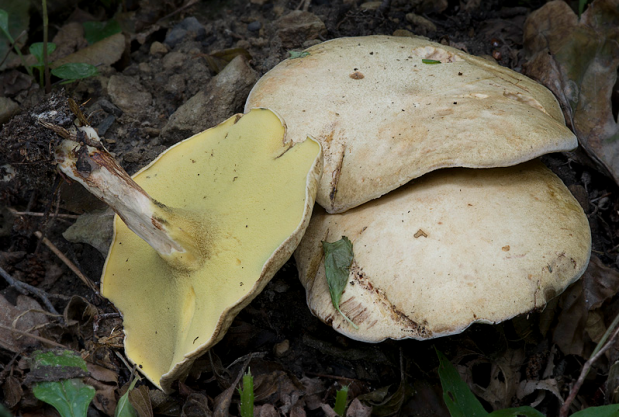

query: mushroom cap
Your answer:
[295,160,590,342]
[101,109,322,392]
[245,35,577,214]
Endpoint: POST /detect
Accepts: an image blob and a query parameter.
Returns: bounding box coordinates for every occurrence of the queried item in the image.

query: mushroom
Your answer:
[48,108,322,392]
[295,160,591,341]
[245,35,577,214]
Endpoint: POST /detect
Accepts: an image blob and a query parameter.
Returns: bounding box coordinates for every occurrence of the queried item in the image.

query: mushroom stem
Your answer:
[51,125,200,268]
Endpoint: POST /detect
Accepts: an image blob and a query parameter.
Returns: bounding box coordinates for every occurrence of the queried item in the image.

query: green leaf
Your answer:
[323,236,358,329]
[334,385,349,417]
[237,368,254,417]
[488,406,545,417]
[288,51,310,59]
[83,20,121,45]
[571,404,620,417]
[0,403,11,417]
[31,350,96,417]
[29,42,56,65]
[115,377,139,417]
[0,9,8,35]
[422,59,441,64]
[436,348,488,417]
[51,63,99,82]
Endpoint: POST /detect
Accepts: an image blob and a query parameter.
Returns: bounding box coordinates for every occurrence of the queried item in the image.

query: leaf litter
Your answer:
[0,0,617,416]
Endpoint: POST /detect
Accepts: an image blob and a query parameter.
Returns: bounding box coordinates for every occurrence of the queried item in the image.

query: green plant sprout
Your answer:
[238,368,254,417]
[334,385,349,416]
[323,236,359,329]
[0,9,32,77]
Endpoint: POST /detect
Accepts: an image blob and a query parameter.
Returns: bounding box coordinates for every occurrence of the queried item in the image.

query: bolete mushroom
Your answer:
[245,36,578,214]
[48,108,322,392]
[295,160,590,341]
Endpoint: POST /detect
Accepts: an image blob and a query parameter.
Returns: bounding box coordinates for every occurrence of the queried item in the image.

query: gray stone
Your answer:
[107,75,152,117]
[162,51,187,71]
[97,114,116,136]
[62,209,115,255]
[275,11,327,48]
[248,21,262,32]
[98,98,123,116]
[405,13,437,34]
[0,97,19,125]
[165,17,207,48]
[160,55,259,145]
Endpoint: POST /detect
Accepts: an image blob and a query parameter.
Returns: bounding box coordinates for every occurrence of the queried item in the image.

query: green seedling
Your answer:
[115,377,139,417]
[29,41,56,86]
[436,348,619,417]
[422,59,441,64]
[323,236,359,329]
[0,8,32,77]
[334,385,349,416]
[288,50,310,59]
[51,62,99,84]
[237,368,254,417]
[31,350,96,417]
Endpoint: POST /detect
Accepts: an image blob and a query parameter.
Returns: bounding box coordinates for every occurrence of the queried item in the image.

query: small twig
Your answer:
[33,231,99,295]
[0,266,59,315]
[9,209,80,219]
[559,320,619,417]
[0,323,66,348]
[0,351,21,386]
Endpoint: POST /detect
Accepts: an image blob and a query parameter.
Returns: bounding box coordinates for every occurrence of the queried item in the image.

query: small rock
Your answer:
[405,13,437,34]
[107,75,152,117]
[162,51,187,71]
[274,339,290,357]
[98,99,123,117]
[97,114,116,136]
[247,20,262,32]
[0,97,20,125]
[139,62,152,73]
[360,1,382,10]
[149,41,168,56]
[276,11,327,48]
[236,39,251,50]
[164,17,207,48]
[302,39,322,48]
[161,55,259,145]
[392,29,416,38]
[164,74,186,98]
[62,209,115,256]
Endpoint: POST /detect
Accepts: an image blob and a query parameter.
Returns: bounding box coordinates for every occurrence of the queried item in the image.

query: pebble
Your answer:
[98,99,123,117]
[247,21,262,31]
[405,13,437,34]
[0,97,19,125]
[162,51,187,71]
[164,17,207,48]
[149,41,168,56]
[274,339,290,357]
[97,114,116,136]
[107,75,152,117]
[275,11,327,48]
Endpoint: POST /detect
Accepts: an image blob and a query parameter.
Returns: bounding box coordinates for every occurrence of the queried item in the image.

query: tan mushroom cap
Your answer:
[295,160,590,342]
[101,109,322,392]
[246,35,577,214]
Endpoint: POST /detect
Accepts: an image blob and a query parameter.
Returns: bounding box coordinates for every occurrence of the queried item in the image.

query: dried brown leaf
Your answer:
[181,392,211,417]
[2,375,23,408]
[582,256,619,310]
[0,294,49,353]
[129,385,154,417]
[523,0,619,182]
[345,398,372,417]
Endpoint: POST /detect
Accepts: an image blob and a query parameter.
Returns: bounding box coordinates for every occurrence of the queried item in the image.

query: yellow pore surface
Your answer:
[101,109,320,387]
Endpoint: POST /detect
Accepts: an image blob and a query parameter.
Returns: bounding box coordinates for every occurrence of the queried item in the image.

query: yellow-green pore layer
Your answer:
[100,109,321,391]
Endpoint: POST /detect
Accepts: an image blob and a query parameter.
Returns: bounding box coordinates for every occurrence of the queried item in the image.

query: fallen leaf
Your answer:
[2,375,23,408]
[129,385,154,417]
[523,0,619,182]
[582,256,619,310]
[345,398,372,417]
[0,294,49,353]
[180,393,210,417]
[50,33,126,70]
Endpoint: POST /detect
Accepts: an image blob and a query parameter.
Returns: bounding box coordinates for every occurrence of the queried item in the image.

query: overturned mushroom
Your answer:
[295,161,590,341]
[48,108,322,392]
[246,36,577,213]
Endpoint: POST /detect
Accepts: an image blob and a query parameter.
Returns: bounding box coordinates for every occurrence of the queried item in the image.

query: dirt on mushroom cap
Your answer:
[295,160,591,342]
[246,35,577,214]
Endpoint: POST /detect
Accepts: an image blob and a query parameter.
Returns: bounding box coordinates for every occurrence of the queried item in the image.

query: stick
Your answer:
[559,323,619,417]
[0,266,59,315]
[33,231,99,294]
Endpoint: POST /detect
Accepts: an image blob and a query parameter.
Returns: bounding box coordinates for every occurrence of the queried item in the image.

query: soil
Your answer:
[0,0,617,416]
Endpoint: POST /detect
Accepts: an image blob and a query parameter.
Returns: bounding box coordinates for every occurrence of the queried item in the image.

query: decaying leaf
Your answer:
[523,0,619,182]
[0,294,49,353]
